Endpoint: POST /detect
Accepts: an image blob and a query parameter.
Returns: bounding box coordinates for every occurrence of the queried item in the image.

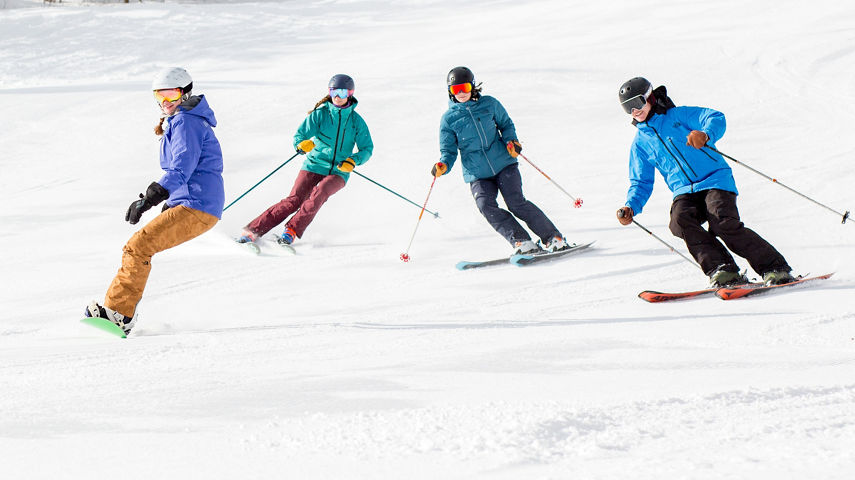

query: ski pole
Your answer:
[706,146,851,225]
[351,170,440,218]
[618,209,701,271]
[518,153,583,208]
[400,176,437,262]
[223,152,300,212]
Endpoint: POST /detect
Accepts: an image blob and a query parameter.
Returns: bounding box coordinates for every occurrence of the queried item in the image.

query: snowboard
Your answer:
[80,316,127,338]
[714,273,834,300]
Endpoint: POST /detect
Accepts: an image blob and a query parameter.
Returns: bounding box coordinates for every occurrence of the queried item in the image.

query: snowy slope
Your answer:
[1,1,854,478]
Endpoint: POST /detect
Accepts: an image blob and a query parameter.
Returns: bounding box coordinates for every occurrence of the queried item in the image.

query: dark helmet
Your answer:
[329,74,355,91]
[447,66,474,87]
[618,77,653,113]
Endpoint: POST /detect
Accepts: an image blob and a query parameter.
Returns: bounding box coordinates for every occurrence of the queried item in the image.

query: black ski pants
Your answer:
[469,163,561,245]
[669,189,790,276]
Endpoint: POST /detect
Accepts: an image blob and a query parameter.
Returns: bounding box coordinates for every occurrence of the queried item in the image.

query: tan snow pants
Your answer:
[105,205,218,317]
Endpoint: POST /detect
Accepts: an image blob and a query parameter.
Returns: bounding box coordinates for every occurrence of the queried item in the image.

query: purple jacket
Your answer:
[159,95,224,219]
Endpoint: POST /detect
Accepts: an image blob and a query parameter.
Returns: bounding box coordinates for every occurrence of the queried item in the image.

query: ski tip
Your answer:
[455,261,478,270]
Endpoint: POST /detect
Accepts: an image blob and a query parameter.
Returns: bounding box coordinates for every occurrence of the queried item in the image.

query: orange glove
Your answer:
[616,206,634,225]
[431,162,448,178]
[506,140,522,158]
[686,130,708,149]
[337,157,355,173]
[296,139,315,154]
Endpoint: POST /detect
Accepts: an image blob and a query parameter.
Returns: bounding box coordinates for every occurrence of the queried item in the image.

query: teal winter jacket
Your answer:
[439,95,518,183]
[625,105,737,215]
[294,98,373,182]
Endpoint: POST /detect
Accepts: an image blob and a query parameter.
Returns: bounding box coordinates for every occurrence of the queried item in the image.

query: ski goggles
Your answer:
[620,86,653,114]
[154,88,183,104]
[449,82,473,95]
[329,88,354,99]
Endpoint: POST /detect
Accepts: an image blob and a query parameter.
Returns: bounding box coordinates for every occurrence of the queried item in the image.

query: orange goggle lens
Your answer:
[449,83,472,95]
[154,88,183,104]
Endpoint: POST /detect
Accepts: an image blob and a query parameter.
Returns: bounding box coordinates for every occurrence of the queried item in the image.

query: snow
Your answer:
[1,0,854,478]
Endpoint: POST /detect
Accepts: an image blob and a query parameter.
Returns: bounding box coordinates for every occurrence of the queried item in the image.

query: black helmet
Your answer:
[447,66,474,87]
[329,74,355,91]
[619,77,652,113]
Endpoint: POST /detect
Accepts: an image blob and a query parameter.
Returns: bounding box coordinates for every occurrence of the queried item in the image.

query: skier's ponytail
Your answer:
[154,116,166,136]
[309,95,332,113]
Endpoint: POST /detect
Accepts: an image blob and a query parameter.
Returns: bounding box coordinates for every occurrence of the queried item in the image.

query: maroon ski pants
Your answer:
[245,169,346,238]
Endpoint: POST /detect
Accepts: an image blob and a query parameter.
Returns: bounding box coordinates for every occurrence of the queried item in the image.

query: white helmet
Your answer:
[151,67,193,93]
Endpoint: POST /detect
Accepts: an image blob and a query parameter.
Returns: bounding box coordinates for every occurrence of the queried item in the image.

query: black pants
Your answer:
[470,163,561,245]
[669,189,790,276]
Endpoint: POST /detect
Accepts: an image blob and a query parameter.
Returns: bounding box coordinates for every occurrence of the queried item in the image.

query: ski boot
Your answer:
[543,235,569,253]
[512,239,541,255]
[762,270,794,286]
[708,265,749,288]
[277,226,297,246]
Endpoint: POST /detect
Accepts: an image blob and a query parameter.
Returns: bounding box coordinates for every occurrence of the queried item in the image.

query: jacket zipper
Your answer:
[330,109,343,175]
[647,123,693,185]
[667,138,699,177]
[466,106,497,176]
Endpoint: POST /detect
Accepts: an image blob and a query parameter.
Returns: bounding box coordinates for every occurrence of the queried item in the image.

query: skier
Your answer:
[615,76,793,287]
[237,74,373,246]
[85,67,224,334]
[433,66,568,255]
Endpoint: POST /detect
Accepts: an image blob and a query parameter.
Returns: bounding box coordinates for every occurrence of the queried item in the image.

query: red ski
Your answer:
[638,287,719,303]
[639,281,763,303]
[714,273,834,300]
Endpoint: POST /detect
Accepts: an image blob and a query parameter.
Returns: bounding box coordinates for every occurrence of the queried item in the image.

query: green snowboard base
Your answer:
[81,317,127,338]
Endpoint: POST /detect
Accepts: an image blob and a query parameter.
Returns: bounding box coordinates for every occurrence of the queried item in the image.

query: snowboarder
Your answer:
[615,76,793,287]
[433,66,568,255]
[237,74,373,247]
[85,67,224,334]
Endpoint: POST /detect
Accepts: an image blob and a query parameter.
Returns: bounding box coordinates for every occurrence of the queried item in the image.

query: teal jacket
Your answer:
[439,95,518,183]
[294,98,373,182]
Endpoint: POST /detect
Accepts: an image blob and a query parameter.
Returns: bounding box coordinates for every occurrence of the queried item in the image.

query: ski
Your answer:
[80,317,127,338]
[455,256,513,270]
[234,237,296,255]
[715,273,834,300]
[455,241,595,271]
[638,281,761,303]
[638,287,720,303]
[509,241,596,267]
[235,237,260,255]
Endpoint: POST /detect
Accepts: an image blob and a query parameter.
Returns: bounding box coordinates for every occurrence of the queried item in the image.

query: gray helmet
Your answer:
[328,74,355,91]
[619,77,652,113]
[152,67,193,93]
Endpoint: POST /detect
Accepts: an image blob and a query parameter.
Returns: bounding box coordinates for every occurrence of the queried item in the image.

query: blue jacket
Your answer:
[294,98,373,182]
[625,105,737,215]
[159,95,225,219]
[439,95,518,183]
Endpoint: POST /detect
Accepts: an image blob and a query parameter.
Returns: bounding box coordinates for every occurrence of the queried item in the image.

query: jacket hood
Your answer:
[632,85,676,126]
[179,94,217,127]
[447,95,480,108]
[325,96,359,112]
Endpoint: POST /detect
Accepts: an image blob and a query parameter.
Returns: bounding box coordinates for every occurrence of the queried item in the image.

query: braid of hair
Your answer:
[309,95,332,113]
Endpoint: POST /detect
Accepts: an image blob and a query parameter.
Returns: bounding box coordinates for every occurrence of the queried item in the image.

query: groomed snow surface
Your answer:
[1,1,854,478]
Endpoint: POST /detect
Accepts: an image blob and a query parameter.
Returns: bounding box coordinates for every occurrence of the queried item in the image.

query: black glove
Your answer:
[125,182,170,225]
